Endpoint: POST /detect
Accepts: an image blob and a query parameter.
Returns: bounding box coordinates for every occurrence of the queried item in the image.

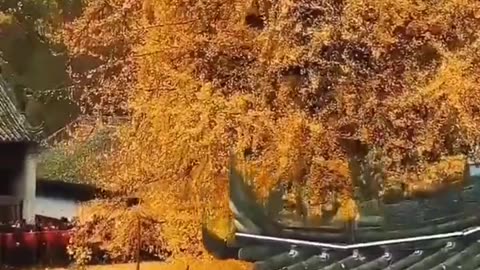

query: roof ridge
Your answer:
[236,226,480,250]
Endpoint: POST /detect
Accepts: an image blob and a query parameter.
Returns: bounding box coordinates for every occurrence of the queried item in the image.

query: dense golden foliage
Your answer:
[63,0,480,262]
[60,0,141,115]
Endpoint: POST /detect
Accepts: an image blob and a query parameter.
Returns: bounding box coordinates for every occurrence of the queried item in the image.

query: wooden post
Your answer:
[136,215,141,270]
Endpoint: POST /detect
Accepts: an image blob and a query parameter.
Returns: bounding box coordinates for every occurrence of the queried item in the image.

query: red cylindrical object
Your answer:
[3,232,24,266]
[42,230,70,265]
[43,230,62,248]
[3,233,16,249]
[60,231,71,247]
[23,232,38,250]
[19,231,38,265]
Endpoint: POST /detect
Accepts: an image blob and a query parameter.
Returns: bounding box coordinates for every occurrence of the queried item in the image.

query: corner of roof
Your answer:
[0,76,41,143]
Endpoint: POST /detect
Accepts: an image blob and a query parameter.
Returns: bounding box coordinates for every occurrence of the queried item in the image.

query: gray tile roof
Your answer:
[233,238,480,270]
[202,162,480,269]
[0,77,34,142]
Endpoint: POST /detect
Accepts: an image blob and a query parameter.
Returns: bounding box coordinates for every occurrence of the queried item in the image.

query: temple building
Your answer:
[202,158,480,269]
[0,77,37,224]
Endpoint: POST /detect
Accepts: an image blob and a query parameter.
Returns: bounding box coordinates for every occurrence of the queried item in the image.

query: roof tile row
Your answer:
[0,77,33,142]
[243,237,480,269]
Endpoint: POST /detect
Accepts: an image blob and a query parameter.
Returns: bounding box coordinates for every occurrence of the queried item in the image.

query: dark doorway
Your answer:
[0,168,18,195]
[0,142,28,196]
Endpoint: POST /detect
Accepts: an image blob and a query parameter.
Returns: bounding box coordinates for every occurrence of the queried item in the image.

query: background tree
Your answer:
[37,122,117,183]
[0,0,83,134]
[64,0,480,262]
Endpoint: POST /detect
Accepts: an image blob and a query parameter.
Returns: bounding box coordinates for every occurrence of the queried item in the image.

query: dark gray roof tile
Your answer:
[219,159,480,270]
[243,240,480,270]
[0,77,34,142]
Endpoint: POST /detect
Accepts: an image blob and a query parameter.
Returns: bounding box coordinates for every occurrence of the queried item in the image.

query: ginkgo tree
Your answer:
[63,0,480,262]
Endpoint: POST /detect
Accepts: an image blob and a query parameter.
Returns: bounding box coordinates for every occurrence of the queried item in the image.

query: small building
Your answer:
[0,77,37,224]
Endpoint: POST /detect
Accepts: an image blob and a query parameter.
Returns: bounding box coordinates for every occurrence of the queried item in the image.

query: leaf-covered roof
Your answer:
[0,77,34,142]
[220,163,480,269]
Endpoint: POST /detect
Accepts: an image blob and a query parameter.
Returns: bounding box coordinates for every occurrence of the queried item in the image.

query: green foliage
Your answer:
[0,0,83,135]
[37,126,117,183]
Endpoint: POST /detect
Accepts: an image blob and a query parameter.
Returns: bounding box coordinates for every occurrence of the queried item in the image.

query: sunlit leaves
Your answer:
[65,0,480,262]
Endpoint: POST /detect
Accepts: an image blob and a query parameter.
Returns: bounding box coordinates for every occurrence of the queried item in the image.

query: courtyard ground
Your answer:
[48,259,251,270]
